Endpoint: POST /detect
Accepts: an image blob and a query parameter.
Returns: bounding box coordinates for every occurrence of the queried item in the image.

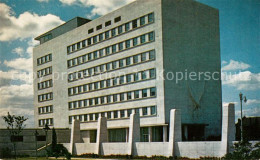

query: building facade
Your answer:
[33,0,222,142]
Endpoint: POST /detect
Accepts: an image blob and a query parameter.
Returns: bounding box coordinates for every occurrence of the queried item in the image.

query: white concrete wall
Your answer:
[101,143,129,155]
[175,142,225,158]
[133,142,169,157]
[74,143,96,155]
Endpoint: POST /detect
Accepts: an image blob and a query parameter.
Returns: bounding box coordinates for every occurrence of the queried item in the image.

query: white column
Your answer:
[128,113,140,155]
[168,109,182,157]
[96,117,108,155]
[69,119,82,154]
[221,103,235,155]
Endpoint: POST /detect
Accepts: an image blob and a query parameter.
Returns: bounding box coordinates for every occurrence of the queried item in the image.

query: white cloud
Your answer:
[59,0,135,17]
[0,70,33,85]
[12,47,24,56]
[222,71,260,90]
[0,3,64,41]
[222,59,250,71]
[246,99,260,105]
[4,57,32,72]
[221,60,228,65]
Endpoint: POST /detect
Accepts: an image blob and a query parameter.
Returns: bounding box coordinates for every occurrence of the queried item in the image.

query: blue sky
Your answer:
[0,0,259,127]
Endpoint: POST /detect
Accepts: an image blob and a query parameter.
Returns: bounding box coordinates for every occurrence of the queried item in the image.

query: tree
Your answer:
[2,112,28,159]
[223,140,260,159]
[47,128,71,160]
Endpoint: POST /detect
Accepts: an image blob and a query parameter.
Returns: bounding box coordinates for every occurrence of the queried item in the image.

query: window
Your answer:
[150,69,156,78]
[127,92,132,100]
[100,80,105,88]
[89,83,93,91]
[118,42,123,51]
[93,36,97,43]
[95,98,99,105]
[134,73,139,81]
[119,59,124,67]
[107,95,112,103]
[141,53,147,61]
[112,61,117,69]
[97,24,102,30]
[142,71,147,79]
[120,93,124,101]
[127,109,132,117]
[11,136,23,142]
[77,42,80,49]
[125,39,130,48]
[89,114,93,121]
[111,28,116,37]
[107,112,111,119]
[140,16,145,25]
[133,37,138,46]
[101,96,105,104]
[151,106,156,115]
[105,20,111,27]
[105,47,110,55]
[148,13,154,23]
[94,51,98,59]
[126,74,131,83]
[132,19,138,28]
[99,33,104,41]
[87,38,92,45]
[84,114,88,121]
[94,82,99,90]
[72,45,75,52]
[95,113,99,120]
[150,87,156,96]
[120,76,124,84]
[141,35,146,43]
[99,49,104,57]
[67,46,70,53]
[149,50,155,59]
[88,53,93,61]
[105,31,110,39]
[149,32,154,41]
[134,90,139,99]
[113,94,118,102]
[118,25,123,34]
[142,107,148,116]
[126,57,131,65]
[133,55,139,63]
[112,45,117,53]
[120,110,125,118]
[114,16,121,23]
[125,23,130,31]
[89,99,93,106]
[106,79,111,87]
[88,28,94,34]
[142,89,148,98]
[114,111,118,118]
[113,78,118,85]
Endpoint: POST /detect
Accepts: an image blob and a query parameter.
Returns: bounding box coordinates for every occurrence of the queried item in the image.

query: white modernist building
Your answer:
[33,0,222,143]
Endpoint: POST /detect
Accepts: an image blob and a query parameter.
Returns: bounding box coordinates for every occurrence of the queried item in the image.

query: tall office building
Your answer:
[33,0,222,142]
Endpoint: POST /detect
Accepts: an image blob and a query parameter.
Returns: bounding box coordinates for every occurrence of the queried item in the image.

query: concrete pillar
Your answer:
[69,119,82,154]
[128,113,140,155]
[221,103,235,155]
[168,109,182,157]
[163,126,168,142]
[148,127,152,142]
[96,117,108,155]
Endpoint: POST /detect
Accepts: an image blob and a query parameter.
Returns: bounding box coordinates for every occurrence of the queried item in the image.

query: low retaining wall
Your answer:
[175,141,225,158]
[101,142,129,155]
[133,142,169,157]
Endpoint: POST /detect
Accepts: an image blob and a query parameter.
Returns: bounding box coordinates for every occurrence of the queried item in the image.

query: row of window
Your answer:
[38,92,53,102]
[68,68,156,96]
[37,53,52,65]
[67,13,154,54]
[69,105,157,124]
[38,118,53,127]
[37,66,52,78]
[68,87,156,110]
[38,105,53,114]
[38,79,53,90]
[68,50,155,82]
[67,31,155,68]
